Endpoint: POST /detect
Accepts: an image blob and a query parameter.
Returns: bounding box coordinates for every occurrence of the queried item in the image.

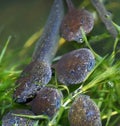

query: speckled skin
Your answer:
[55,48,95,85]
[13,0,64,103]
[29,87,63,118]
[60,0,94,42]
[2,109,37,126]
[13,60,51,103]
[68,95,102,126]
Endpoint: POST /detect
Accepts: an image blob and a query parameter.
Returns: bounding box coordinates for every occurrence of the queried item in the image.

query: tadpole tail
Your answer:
[13,0,64,103]
[32,0,64,64]
[91,0,118,38]
[66,0,75,11]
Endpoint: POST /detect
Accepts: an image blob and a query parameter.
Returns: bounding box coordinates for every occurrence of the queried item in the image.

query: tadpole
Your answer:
[13,0,64,103]
[54,48,95,85]
[2,109,37,126]
[60,0,94,42]
[68,95,102,126]
[90,0,118,38]
[29,87,63,118]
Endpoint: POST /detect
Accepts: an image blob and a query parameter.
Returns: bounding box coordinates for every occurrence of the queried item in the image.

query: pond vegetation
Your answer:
[0,0,120,126]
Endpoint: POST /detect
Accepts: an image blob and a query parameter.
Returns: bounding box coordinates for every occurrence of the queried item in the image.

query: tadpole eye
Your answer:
[87,59,95,72]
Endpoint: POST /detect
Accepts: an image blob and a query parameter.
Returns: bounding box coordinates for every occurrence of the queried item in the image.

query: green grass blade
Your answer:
[0,36,12,64]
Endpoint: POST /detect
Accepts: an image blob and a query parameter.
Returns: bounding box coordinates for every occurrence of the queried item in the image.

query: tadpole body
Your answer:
[55,48,95,85]
[60,0,94,42]
[2,109,37,126]
[29,87,63,118]
[13,0,64,103]
[68,95,102,126]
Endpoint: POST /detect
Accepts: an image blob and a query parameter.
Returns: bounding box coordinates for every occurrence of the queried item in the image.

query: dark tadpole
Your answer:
[2,109,37,126]
[90,0,118,38]
[60,0,94,42]
[13,60,51,103]
[68,95,102,126]
[13,0,64,103]
[54,48,95,85]
[29,87,63,118]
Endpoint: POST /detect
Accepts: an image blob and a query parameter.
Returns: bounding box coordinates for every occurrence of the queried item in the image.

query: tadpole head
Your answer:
[68,95,102,126]
[2,109,37,126]
[60,8,94,42]
[29,87,63,118]
[13,60,52,103]
[55,48,95,85]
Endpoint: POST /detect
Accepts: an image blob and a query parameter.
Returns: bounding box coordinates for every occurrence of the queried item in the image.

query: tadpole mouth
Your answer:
[13,94,36,104]
[13,84,42,104]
